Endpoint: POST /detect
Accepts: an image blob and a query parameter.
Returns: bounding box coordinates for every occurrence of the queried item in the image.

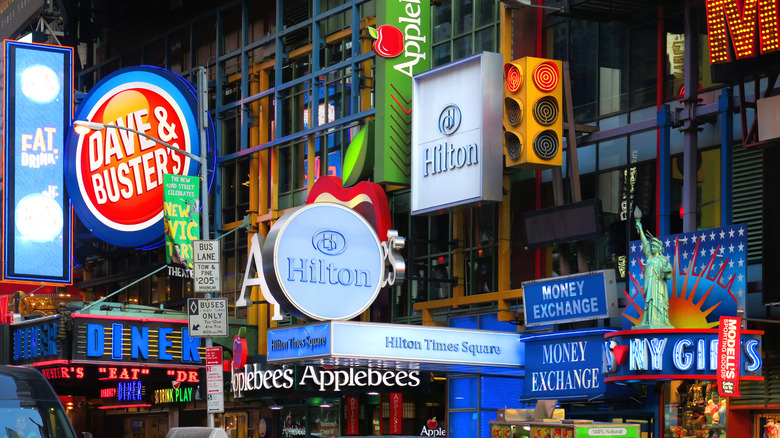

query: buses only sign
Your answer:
[187,298,228,337]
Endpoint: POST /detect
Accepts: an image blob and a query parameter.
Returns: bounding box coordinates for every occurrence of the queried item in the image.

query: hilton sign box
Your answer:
[411,51,503,215]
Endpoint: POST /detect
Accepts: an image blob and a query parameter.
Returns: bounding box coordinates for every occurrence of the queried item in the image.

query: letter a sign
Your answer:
[236,233,283,320]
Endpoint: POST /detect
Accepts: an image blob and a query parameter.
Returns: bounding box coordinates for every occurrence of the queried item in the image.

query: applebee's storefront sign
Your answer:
[231,363,421,398]
[65,66,205,247]
[238,202,405,321]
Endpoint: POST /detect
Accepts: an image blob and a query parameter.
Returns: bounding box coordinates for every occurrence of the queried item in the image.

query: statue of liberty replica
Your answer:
[633,206,674,329]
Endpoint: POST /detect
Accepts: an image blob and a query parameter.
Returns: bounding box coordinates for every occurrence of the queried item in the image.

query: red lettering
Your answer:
[188,371,198,383]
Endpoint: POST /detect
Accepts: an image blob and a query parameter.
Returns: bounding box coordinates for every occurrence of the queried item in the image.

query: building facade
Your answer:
[1,0,778,437]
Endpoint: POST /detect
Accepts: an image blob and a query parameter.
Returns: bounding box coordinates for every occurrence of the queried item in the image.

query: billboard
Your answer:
[373,0,431,185]
[3,40,73,284]
[623,225,748,330]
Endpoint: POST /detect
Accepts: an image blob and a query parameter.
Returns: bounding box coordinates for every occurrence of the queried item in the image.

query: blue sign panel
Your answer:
[603,329,763,383]
[522,270,616,327]
[524,329,615,400]
[267,323,332,361]
[3,41,73,284]
[263,203,384,320]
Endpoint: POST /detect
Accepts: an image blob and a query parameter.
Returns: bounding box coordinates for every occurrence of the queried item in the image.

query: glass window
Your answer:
[630,17,658,109]
[570,19,598,122]
[449,377,478,409]
[430,0,499,67]
[664,381,725,438]
[598,21,629,116]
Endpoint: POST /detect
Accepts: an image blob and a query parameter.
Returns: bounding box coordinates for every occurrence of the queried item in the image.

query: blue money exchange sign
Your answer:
[523,270,617,327]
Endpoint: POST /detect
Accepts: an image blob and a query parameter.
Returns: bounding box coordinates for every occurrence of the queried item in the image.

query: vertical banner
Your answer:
[3,40,73,284]
[718,316,741,397]
[346,396,359,435]
[373,0,431,185]
[163,174,200,278]
[389,393,403,434]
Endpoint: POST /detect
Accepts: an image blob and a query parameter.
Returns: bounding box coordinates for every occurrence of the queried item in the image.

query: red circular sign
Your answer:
[77,87,191,226]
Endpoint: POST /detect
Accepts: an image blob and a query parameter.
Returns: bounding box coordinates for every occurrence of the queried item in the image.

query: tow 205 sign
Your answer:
[66,66,208,247]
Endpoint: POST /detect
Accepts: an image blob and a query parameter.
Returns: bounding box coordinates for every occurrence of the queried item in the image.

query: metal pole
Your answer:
[197,66,215,429]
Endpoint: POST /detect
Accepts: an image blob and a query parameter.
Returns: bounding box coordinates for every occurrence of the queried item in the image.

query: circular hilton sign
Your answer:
[262,203,384,321]
[65,66,201,247]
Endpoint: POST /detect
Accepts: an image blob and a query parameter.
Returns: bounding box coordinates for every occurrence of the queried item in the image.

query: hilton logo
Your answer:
[313,230,347,256]
[438,104,461,135]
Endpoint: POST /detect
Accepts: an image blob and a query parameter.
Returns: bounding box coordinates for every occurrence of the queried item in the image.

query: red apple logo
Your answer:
[306,176,392,242]
[368,25,404,58]
[427,418,438,430]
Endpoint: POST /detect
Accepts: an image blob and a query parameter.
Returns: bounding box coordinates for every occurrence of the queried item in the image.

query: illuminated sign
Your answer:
[624,225,747,330]
[117,380,144,402]
[524,330,615,400]
[11,317,61,363]
[374,0,431,185]
[706,0,780,64]
[154,386,195,404]
[267,321,524,370]
[65,66,204,247]
[602,329,762,383]
[231,361,422,398]
[97,367,151,380]
[249,203,403,321]
[523,270,618,327]
[72,315,204,366]
[411,52,503,215]
[3,40,72,284]
[41,366,85,380]
[718,316,741,396]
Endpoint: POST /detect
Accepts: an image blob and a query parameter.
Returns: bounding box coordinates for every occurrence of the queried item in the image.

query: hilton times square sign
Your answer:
[411,51,503,215]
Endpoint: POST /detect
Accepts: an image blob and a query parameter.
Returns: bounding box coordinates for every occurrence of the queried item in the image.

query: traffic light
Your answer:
[503,57,563,169]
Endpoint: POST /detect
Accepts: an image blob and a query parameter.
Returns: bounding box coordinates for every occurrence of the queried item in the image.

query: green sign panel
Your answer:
[574,426,639,438]
[373,0,431,185]
[163,173,200,278]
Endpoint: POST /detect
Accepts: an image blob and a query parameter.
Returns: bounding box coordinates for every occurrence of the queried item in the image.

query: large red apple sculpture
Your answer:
[368,25,404,58]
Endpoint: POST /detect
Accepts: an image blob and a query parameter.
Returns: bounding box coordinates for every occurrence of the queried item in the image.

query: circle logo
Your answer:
[263,203,384,321]
[65,67,204,247]
[438,104,461,135]
[312,230,347,256]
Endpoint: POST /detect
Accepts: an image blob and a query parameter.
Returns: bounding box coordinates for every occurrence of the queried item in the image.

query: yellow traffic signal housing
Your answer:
[503,57,563,169]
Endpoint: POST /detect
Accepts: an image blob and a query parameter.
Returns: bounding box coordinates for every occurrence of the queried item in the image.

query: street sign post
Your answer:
[187,298,228,337]
[193,239,221,293]
[206,346,224,413]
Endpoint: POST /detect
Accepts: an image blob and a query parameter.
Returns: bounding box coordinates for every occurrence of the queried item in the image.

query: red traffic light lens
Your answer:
[505,64,523,93]
[532,61,559,92]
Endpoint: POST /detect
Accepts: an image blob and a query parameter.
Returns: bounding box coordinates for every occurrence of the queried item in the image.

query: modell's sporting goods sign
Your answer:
[65,66,204,247]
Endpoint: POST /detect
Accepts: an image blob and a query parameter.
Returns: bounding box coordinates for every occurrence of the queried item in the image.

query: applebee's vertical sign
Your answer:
[65,66,205,247]
[372,0,431,185]
[718,316,741,397]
